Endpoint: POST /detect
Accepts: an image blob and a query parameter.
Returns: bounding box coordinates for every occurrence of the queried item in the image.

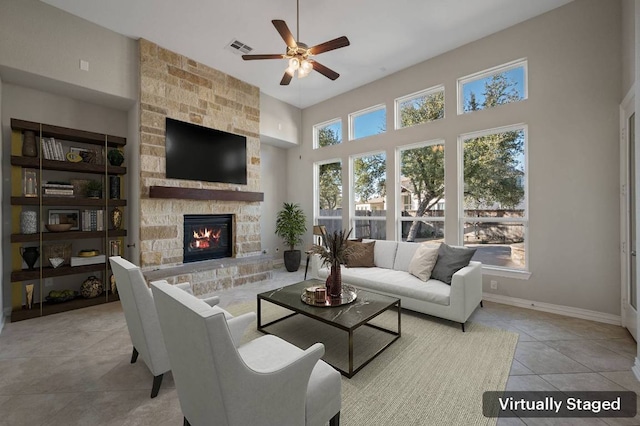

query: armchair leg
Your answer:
[480,300,484,308]
[461,323,465,332]
[183,418,191,426]
[330,412,340,426]
[130,347,139,363]
[151,374,164,398]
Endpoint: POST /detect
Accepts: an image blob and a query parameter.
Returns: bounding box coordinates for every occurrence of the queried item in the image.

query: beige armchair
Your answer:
[150,279,341,426]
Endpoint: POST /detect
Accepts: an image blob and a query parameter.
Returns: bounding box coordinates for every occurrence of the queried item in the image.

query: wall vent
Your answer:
[226,39,253,55]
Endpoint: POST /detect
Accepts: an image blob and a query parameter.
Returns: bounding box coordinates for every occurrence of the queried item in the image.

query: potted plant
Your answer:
[86,179,103,199]
[309,228,357,297]
[107,148,124,166]
[275,202,307,272]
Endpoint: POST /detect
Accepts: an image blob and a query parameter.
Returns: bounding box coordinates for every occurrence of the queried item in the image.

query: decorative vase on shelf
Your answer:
[110,207,123,230]
[22,131,37,157]
[20,246,39,270]
[109,176,120,199]
[20,211,38,234]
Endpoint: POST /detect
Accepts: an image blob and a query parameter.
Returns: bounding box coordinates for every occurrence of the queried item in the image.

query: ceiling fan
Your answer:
[242,0,350,85]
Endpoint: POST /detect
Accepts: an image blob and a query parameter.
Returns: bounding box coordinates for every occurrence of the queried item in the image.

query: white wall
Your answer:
[623,0,637,97]
[260,92,302,147]
[260,143,289,260]
[0,0,137,104]
[291,0,623,316]
[1,84,129,313]
[0,75,4,326]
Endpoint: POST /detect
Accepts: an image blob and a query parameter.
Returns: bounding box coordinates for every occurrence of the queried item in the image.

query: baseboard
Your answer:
[482,293,622,326]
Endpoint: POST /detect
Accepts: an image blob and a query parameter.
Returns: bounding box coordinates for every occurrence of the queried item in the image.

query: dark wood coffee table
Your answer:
[257,279,401,378]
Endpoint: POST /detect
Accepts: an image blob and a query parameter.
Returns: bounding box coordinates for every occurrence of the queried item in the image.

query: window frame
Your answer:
[348,104,387,141]
[349,150,387,239]
[396,139,446,243]
[313,117,342,149]
[394,85,445,130]
[457,123,530,275]
[457,58,528,115]
[314,158,343,230]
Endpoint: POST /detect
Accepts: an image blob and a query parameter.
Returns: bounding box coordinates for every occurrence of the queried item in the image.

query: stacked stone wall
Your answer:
[138,39,267,292]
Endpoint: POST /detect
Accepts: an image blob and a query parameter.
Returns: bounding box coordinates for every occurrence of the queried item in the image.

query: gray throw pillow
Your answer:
[430,243,476,285]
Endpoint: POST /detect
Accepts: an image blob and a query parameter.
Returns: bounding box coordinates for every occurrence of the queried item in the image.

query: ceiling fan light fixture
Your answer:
[288,57,300,70]
[297,66,310,79]
[301,59,313,73]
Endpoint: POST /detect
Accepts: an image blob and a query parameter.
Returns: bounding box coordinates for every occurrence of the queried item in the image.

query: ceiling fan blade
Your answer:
[308,36,350,55]
[311,61,340,80]
[280,72,293,86]
[272,20,297,48]
[242,54,285,60]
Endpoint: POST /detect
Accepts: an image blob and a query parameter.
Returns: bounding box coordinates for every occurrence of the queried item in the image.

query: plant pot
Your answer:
[87,190,102,199]
[283,250,301,272]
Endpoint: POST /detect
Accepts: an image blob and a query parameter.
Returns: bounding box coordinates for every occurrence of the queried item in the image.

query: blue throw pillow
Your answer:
[430,243,476,285]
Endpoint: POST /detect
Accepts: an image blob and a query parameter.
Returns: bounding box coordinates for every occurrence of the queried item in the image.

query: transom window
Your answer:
[458,59,527,114]
[460,125,527,270]
[349,105,386,140]
[395,85,445,129]
[313,118,342,149]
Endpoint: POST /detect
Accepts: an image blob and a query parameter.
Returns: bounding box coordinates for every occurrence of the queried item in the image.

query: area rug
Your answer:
[227,301,518,426]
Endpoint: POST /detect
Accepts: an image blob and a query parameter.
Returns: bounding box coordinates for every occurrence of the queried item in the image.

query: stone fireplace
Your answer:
[138,39,271,296]
[183,214,233,263]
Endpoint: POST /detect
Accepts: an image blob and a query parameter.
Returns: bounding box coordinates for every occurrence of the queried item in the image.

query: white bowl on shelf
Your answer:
[49,257,64,268]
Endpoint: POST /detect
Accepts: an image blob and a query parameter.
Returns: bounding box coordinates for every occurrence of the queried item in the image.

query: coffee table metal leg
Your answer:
[257,296,262,330]
[349,330,354,378]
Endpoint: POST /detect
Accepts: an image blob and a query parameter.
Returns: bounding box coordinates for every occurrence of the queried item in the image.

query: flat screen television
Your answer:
[165,118,247,185]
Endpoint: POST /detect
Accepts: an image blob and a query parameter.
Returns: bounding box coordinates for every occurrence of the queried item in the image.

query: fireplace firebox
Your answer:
[183,214,233,263]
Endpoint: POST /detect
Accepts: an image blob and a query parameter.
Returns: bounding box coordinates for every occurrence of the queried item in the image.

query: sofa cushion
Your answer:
[408,244,440,281]
[392,242,422,272]
[341,267,451,306]
[345,240,376,268]
[431,243,477,285]
[365,239,397,269]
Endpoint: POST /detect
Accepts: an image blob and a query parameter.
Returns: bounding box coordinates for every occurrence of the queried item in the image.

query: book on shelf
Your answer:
[43,182,74,189]
[82,209,105,231]
[70,254,106,267]
[43,189,74,196]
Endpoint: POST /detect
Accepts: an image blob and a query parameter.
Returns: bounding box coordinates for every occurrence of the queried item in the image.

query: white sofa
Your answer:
[310,240,483,331]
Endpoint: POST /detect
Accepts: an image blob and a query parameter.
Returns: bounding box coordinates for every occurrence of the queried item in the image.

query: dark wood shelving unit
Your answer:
[10,118,127,321]
[11,263,108,282]
[11,118,125,147]
[149,185,264,202]
[11,229,127,243]
[11,292,120,322]
[11,196,127,207]
[10,155,126,175]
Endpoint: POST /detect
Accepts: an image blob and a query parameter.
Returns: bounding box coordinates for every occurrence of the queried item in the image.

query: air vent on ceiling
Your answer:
[226,39,253,55]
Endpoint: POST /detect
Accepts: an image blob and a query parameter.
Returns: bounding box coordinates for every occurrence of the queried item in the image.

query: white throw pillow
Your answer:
[408,244,440,281]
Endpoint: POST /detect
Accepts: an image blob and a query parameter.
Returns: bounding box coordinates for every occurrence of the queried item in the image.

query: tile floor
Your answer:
[0,267,638,425]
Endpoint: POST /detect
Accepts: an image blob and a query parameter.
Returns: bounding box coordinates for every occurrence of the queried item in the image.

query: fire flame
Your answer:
[190,227,222,249]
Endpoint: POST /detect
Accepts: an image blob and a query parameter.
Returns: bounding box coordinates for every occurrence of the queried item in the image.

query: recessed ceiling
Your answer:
[40,0,572,109]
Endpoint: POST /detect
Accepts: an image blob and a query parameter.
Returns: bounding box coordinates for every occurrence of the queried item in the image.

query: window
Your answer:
[313,119,342,149]
[351,152,386,239]
[315,160,343,234]
[397,141,445,242]
[349,104,386,140]
[460,125,527,270]
[458,59,527,114]
[395,86,445,129]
